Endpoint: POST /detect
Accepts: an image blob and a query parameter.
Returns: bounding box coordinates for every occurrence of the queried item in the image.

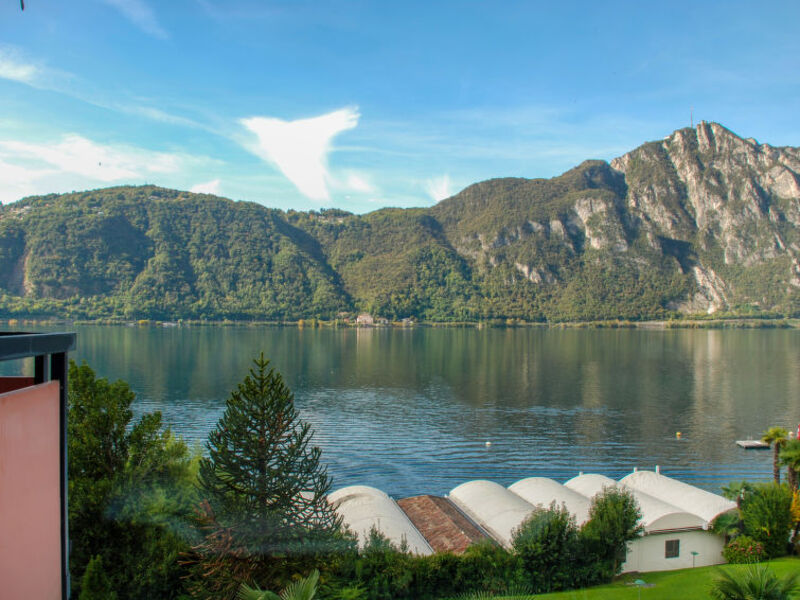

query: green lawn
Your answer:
[471,558,800,600]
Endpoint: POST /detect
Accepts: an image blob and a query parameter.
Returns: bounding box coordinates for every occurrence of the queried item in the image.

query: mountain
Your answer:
[1,121,799,322]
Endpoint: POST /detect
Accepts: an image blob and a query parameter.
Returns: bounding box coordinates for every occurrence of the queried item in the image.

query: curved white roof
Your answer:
[563,473,617,499]
[328,485,433,555]
[623,488,705,532]
[564,473,704,532]
[620,470,737,526]
[508,477,593,525]
[448,480,536,549]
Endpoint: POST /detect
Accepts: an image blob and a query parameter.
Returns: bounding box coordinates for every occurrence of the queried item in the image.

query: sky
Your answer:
[0,1,798,213]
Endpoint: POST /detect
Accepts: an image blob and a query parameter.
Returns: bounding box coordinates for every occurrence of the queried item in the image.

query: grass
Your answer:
[464,558,800,600]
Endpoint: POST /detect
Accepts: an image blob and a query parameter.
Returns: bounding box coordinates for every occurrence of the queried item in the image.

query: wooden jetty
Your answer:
[736,439,770,449]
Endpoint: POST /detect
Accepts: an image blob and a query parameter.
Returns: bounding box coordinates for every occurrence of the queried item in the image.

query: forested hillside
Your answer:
[1,122,799,322]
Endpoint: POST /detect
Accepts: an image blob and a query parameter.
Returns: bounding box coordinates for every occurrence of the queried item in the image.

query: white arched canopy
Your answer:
[620,470,737,527]
[329,485,433,555]
[448,480,536,549]
[508,477,593,525]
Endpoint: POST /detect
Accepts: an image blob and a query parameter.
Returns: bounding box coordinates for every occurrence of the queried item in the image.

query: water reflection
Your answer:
[2,325,798,497]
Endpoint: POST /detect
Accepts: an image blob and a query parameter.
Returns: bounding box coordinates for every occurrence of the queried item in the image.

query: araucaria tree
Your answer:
[187,355,346,599]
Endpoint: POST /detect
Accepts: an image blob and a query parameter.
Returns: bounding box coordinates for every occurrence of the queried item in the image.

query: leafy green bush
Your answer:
[711,564,800,600]
[723,535,766,564]
[741,483,793,558]
[68,361,198,599]
[579,486,643,583]
[324,533,526,600]
[512,503,581,593]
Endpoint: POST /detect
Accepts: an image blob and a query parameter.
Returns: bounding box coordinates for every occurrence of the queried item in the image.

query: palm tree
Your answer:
[711,511,742,543]
[710,565,800,600]
[761,427,789,484]
[779,439,800,492]
[237,570,319,600]
[722,480,755,510]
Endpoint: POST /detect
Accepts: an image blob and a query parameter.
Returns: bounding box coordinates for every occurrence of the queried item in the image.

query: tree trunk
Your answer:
[789,466,798,492]
[774,445,781,484]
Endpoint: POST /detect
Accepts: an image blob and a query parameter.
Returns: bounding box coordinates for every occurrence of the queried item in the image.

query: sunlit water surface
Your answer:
[4,325,798,497]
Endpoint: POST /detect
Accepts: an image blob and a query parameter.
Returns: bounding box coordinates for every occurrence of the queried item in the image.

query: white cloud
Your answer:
[97,0,168,39]
[0,134,208,203]
[0,135,179,181]
[337,172,375,194]
[0,46,39,84]
[190,178,221,195]
[425,174,453,202]
[240,107,359,201]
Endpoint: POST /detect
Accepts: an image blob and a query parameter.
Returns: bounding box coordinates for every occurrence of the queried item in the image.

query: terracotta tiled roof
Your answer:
[397,495,487,554]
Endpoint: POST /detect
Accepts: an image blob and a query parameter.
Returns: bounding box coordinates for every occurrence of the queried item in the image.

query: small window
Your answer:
[665,539,680,558]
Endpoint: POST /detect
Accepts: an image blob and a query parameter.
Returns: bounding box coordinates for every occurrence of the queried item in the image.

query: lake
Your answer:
[3,325,798,497]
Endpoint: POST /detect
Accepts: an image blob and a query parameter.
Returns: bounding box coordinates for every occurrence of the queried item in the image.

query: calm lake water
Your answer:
[3,325,798,497]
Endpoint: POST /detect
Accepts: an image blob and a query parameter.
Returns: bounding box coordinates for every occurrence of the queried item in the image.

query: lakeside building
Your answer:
[564,472,724,572]
[0,331,76,600]
[328,470,736,573]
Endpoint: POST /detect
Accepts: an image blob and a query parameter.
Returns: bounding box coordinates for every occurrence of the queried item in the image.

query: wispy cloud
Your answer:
[97,0,168,39]
[0,134,180,180]
[0,134,213,203]
[0,45,207,132]
[336,171,376,194]
[240,107,359,202]
[190,178,221,195]
[0,46,38,84]
[424,174,453,202]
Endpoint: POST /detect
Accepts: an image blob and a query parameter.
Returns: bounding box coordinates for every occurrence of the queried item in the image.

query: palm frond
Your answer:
[280,569,319,600]
[237,582,281,600]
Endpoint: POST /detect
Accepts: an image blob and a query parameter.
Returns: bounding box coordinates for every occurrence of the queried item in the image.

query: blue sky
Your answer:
[0,1,798,212]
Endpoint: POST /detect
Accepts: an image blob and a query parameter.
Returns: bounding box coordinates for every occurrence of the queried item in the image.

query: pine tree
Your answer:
[188,354,347,598]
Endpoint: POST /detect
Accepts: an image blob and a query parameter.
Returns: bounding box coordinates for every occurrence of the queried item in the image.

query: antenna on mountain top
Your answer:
[690,107,694,129]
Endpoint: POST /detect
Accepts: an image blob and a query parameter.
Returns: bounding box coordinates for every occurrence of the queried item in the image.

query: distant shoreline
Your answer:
[3,317,798,330]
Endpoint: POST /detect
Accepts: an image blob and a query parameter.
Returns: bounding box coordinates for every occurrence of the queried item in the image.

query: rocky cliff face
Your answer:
[1,122,798,321]
[429,121,800,317]
[611,122,800,313]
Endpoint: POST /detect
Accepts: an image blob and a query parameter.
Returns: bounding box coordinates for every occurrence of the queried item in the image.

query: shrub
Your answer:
[723,535,766,564]
[579,486,643,583]
[512,503,581,593]
[711,564,800,600]
[453,540,524,596]
[741,482,793,558]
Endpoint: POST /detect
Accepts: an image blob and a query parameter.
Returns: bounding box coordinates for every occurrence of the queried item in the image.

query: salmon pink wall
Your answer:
[0,381,62,599]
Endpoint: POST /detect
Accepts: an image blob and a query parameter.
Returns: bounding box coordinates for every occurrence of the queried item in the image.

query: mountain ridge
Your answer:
[1,121,799,321]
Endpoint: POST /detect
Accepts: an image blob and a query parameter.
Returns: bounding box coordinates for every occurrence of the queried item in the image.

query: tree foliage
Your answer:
[740,483,793,559]
[78,555,118,600]
[511,503,581,593]
[579,486,644,579]
[68,361,198,599]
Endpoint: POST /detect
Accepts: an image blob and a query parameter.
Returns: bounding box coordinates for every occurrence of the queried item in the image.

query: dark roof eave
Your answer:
[0,332,76,361]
